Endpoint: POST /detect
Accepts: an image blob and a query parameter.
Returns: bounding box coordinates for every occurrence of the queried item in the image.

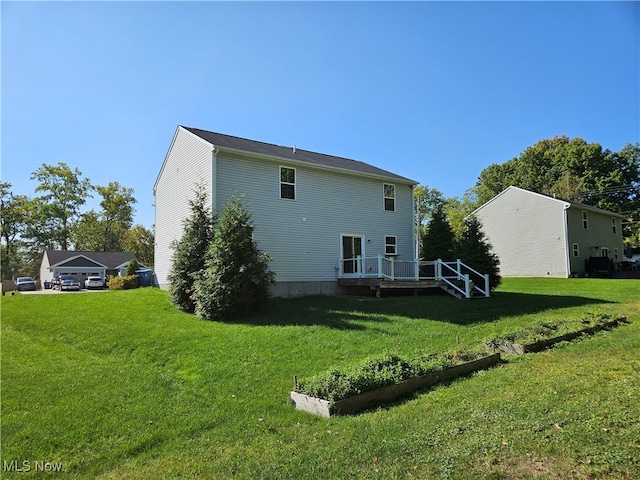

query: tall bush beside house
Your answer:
[167,185,215,313]
[192,195,275,321]
[455,215,501,290]
[421,203,455,261]
[125,259,141,276]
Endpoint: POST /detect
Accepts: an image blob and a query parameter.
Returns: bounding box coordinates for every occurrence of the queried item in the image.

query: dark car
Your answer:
[15,277,37,291]
[57,275,81,291]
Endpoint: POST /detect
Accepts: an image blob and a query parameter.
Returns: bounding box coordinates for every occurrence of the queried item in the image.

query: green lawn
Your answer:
[2,279,639,479]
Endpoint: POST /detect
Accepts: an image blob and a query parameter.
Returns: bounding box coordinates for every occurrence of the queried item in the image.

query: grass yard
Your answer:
[1,278,639,479]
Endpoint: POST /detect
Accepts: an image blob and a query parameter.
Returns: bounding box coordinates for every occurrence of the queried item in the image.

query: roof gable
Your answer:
[45,251,138,270]
[51,255,106,269]
[472,186,625,218]
[180,126,417,185]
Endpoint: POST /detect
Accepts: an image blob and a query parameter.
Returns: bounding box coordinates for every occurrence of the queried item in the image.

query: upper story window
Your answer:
[280,167,295,200]
[385,236,397,255]
[384,184,395,211]
[612,217,617,234]
[582,211,588,230]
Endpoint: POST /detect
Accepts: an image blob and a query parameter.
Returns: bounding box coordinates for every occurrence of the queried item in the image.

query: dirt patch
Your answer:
[488,454,590,480]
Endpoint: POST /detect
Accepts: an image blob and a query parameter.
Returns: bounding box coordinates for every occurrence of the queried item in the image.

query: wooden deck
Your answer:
[338,278,443,297]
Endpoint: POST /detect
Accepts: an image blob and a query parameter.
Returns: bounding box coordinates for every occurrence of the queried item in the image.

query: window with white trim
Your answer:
[582,211,588,230]
[383,184,395,211]
[280,167,295,200]
[612,217,617,234]
[385,236,397,255]
[572,243,579,257]
[614,248,619,260]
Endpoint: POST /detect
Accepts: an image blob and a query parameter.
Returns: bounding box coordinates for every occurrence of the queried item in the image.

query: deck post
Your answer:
[464,274,471,298]
[378,255,383,279]
[484,274,490,297]
[390,257,395,281]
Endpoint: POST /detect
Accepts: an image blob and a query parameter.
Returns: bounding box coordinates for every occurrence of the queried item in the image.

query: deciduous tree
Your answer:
[30,162,93,250]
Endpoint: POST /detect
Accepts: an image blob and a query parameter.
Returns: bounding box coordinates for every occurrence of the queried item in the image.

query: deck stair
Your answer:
[338,256,491,299]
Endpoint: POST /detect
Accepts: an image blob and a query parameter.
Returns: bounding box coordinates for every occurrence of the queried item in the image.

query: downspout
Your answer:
[563,204,571,277]
[212,147,219,212]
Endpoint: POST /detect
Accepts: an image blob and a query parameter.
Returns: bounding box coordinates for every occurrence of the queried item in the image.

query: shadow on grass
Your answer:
[238,291,614,329]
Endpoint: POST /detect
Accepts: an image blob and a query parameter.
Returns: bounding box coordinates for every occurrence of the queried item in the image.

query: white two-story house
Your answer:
[154,126,418,297]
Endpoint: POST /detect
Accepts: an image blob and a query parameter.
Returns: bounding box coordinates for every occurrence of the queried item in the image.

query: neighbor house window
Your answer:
[280,167,295,200]
[572,243,579,257]
[385,236,397,255]
[582,211,588,229]
[612,217,617,234]
[614,248,619,260]
[384,184,395,211]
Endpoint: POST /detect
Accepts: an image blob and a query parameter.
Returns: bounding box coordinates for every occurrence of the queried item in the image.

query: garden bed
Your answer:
[484,316,627,355]
[291,352,500,417]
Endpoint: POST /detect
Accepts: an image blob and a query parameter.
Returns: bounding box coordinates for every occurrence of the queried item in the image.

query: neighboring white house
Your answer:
[470,186,625,277]
[40,250,144,286]
[154,126,418,297]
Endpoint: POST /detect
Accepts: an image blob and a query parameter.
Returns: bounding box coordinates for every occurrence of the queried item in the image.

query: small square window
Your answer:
[280,167,295,200]
[384,184,395,211]
[572,243,579,257]
[385,236,397,255]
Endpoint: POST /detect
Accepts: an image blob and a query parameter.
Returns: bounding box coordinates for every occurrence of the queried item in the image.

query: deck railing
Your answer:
[338,255,490,298]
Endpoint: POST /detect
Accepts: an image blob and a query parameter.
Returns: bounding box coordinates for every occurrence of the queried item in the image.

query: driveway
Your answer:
[13,288,109,295]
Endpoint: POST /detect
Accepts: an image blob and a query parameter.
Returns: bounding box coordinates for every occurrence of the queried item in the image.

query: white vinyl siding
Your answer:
[472,187,569,277]
[215,155,414,282]
[154,127,214,286]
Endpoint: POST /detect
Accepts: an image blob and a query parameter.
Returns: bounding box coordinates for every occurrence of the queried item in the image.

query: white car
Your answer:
[85,276,104,289]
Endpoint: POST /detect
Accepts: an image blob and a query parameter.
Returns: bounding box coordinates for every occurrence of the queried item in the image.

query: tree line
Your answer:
[1,162,154,280]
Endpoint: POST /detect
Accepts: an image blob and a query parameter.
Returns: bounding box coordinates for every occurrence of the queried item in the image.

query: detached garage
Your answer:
[40,251,144,287]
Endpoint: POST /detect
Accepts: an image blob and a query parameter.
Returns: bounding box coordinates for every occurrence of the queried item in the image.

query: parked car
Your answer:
[85,276,104,289]
[57,275,81,291]
[15,276,37,291]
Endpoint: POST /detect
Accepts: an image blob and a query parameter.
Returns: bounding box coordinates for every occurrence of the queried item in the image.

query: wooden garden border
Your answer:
[290,353,501,417]
[485,316,627,355]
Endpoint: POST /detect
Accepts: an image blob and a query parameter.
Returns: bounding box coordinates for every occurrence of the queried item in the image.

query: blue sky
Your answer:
[2,1,638,229]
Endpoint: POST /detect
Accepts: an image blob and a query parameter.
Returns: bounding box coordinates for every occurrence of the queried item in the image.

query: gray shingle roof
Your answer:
[45,250,139,269]
[182,126,417,184]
